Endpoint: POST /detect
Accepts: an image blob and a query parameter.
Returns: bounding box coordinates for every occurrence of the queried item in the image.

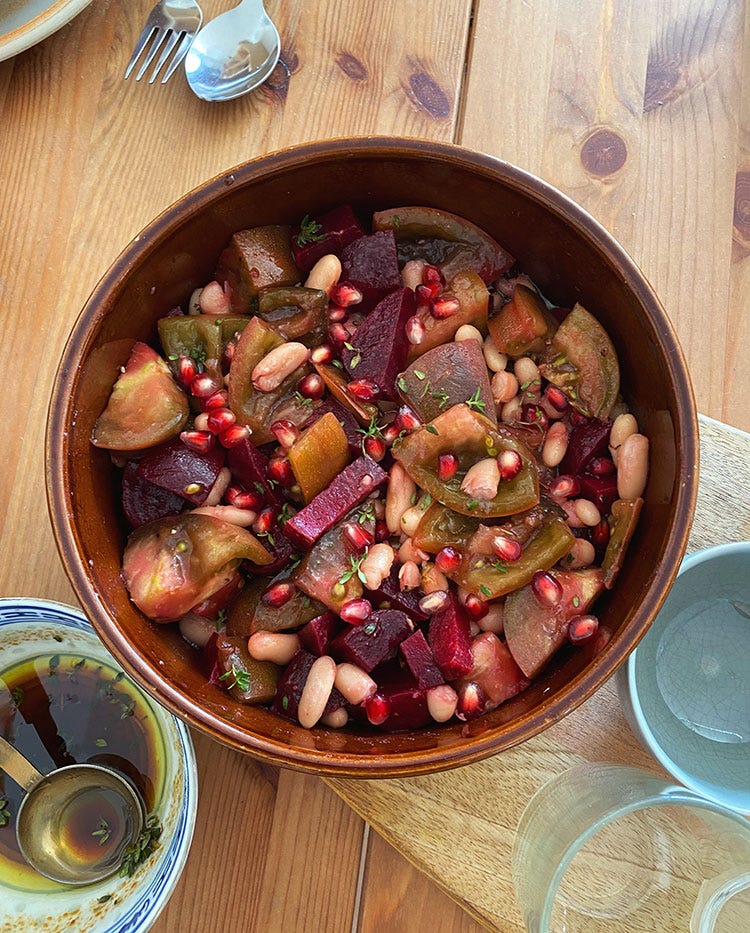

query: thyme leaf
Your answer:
[295,214,325,246]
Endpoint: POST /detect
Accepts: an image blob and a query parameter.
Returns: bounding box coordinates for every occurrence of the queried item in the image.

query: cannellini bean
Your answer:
[179,612,216,648]
[469,621,481,637]
[335,663,377,705]
[252,342,309,392]
[199,280,232,315]
[188,287,203,315]
[386,462,416,534]
[573,498,601,527]
[247,632,301,665]
[399,505,424,537]
[617,433,649,499]
[398,537,429,564]
[609,413,639,463]
[500,395,522,423]
[191,504,256,526]
[305,254,342,295]
[399,560,422,591]
[483,335,508,372]
[514,357,541,394]
[454,324,484,343]
[460,457,500,500]
[204,467,232,507]
[427,684,458,723]
[321,708,349,728]
[193,412,210,431]
[491,371,519,405]
[477,601,505,634]
[360,542,395,590]
[563,537,596,569]
[561,500,584,528]
[422,562,449,594]
[298,655,337,729]
[542,421,569,468]
[401,259,426,291]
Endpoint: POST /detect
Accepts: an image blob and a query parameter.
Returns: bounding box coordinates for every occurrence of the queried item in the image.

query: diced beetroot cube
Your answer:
[121,460,186,528]
[342,288,416,399]
[226,436,281,505]
[329,610,414,673]
[271,649,345,721]
[340,230,401,313]
[284,456,388,548]
[298,612,342,656]
[364,663,430,732]
[244,522,296,576]
[304,397,362,456]
[370,567,429,621]
[399,630,444,689]
[577,473,619,515]
[428,595,473,680]
[559,417,612,476]
[291,205,366,273]
[135,437,226,505]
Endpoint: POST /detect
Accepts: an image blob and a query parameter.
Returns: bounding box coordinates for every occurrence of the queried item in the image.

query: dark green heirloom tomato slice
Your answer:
[397,338,497,426]
[407,269,489,363]
[393,403,539,518]
[225,567,325,636]
[257,286,328,347]
[214,225,301,314]
[123,513,273,622]
[228,316,314,444]
[487,284,555,358]
[91,341,189,451]
[313,361,379,426]
[504,567,604,678]
[539,304,620,418]
[213,632,279,704]
[158,315,250,370]
[412,503,480,554]
[372,206,514,283]
[447,517,575,601]
[602,497,643,589]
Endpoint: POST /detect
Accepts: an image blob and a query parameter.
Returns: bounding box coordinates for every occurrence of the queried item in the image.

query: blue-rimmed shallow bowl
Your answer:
[0,598,198,932]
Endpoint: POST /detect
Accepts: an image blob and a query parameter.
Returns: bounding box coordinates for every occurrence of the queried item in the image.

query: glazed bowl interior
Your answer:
[46,138,698,777]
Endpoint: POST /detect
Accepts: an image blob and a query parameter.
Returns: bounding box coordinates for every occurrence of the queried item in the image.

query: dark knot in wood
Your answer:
[644,57,682,113]
[407,71,451,119]
[336,52,368,82]
[733,171,750,243]
[580,129,627,177]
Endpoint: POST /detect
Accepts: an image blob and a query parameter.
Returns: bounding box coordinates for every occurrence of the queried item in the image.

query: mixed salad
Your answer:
[91,204,648,732]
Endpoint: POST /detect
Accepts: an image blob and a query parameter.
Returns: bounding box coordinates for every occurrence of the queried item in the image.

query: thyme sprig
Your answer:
[295,214,325,246]
[119,815,163,878]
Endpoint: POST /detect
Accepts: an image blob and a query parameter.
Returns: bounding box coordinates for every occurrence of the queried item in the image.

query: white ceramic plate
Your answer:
[0,598,198,932]
[0,0,94,62]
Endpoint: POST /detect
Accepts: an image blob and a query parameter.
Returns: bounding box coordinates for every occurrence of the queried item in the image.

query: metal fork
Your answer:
[125,0,204,85]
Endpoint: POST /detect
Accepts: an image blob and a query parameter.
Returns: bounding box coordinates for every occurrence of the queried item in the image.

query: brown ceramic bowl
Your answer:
[46,138,698,777]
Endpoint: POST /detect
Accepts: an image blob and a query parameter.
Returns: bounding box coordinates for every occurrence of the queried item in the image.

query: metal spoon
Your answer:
[0,735,144,885]
[184,0,281,101]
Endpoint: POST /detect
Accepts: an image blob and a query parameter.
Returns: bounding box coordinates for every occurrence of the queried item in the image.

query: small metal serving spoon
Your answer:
[184,0,281,101]
[0,735,144,885]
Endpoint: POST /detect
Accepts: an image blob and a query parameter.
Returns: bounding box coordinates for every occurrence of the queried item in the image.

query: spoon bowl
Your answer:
[184,0,281,101]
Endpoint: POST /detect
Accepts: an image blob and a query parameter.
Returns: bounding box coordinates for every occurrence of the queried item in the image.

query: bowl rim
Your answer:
[45,136,700,776]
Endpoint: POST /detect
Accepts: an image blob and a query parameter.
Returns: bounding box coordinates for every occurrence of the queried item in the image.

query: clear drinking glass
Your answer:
[512,763,750,932]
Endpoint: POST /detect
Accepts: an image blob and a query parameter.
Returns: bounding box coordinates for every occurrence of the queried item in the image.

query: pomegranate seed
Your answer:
[383,423,402,446]
[544,385,569,412]
[330,282,363,307]
[492,535,522,562]
[396,406,421,432]
[177,355,198,388]
[521,404,548,430]
[588,457,616,476]
[363,435,386,461]
[348,378,379,401]
[261,581,295,608]
[365,693,390,726]
[180,430,215,453]
[416,282,441,302]
[328,305,347,323]
[464,594,489,620]
[271,419,300,450]
[343,522,374,550]
[455,682,486,721]
[438,453,459,481]
[340,598,373,624]
[297,372,325,400]
[267,457,294,487]
[593,520,611,548]
[567,614,599,644]
[190,372,222,398]
[549,474,580,499]
[497,449,523,481]
[569,410,589,426]
[219,424,250,447]
[423,264,445,287]
[418,591,449,615]
[435,546,461,574]
[206,407,236,435]
[329,322,349,348]
[310,344,333,365]
[226,485,262,510]
[204,388,229,410]
[253,507,275,536]
[374,519,390,542]
[430,295,460,319]
[531,570,563,607]
[405,315,425,345]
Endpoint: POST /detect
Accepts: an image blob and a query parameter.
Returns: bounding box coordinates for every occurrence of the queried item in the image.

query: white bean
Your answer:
[477,601,505,634]
[401,259,426,291]
[609,413,638,463]
[386,462,416,534]
[500,395,522,424]
[617,433,649,499]
[460,457,500,500]
[398,560,421,591]
[298,655,337,729]
[199,280,232,315]
[399,505,424,537]
[252,342,309,392]
[561,500,584,528]
[360,542,395,590]
[305,254,342,295]
[193,412,210,431]
[247,632,301,665]
[188,287,203,315]
[421,562,449,594]
[483,335,508,372]
[542,422,569,468]
[514,357,541,394]
[191,504,256,526]
[491,371,518,405]
[320,708,349,728]
[204,467,232,507]
[454,324,484,343]
[564,537,596,569]
[573,498,602,527]
[398,537,429,564]
[427,684,458,722]
[334,663,377,705]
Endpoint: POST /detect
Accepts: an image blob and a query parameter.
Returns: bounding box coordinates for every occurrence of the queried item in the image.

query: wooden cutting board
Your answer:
[326,414,750,931]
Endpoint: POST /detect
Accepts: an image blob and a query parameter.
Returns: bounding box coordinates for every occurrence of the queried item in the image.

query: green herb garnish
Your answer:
[95,738,108,748]
[413,370,426,380]
[465,387,486,414]
[295,214,325,247]
[480,584,492,598]
[216,608,228,631]
[425,425,439,435]
[431,388,450,409]
[219,664,252,693]
[466,499,478,511]
[11,687,23,707]
[293,390,314,410]
[489,559,508,573]
[92,819,111,845]
[338,552,368,585]
[357,501,376,525]
[0,797,9,827]
[397,376,408,393]
[119,815,162,878]
[572,596,580,608]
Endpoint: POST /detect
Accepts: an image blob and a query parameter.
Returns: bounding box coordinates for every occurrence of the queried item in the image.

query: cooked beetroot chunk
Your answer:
[559,417,612,476]
[399,629,444,688]
[342,288,416,399]
[577,473,619,515]
[303,397,362,456]
[271,649,345,721]
[370,568,429,621]
[364,663,430,731]
[340,230,401,312]
[135,437,226,505]
[428,595,473,680]
[291,204,366,273]
[329,610,414,673]
[244,522,297,577]
[298,612,342,656]
[226,436,280,505]
[284,456,388,548]
[121,460,187,528]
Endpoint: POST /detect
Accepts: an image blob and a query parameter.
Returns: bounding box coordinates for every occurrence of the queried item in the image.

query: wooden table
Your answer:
[1,1,748,930]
